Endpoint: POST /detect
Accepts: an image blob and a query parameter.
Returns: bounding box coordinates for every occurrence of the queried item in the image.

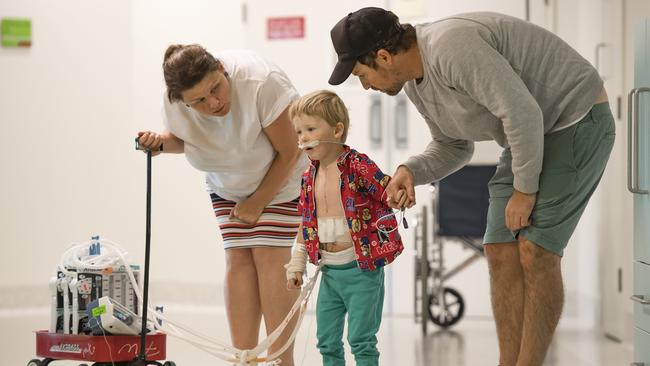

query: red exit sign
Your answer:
[267,16,305,40]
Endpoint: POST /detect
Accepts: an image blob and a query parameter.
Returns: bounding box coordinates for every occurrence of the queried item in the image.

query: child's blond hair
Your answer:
[289,90,350,142]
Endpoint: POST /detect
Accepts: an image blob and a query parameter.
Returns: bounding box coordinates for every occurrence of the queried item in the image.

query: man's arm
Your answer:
[385,117,473,209]
[402,118,474,186]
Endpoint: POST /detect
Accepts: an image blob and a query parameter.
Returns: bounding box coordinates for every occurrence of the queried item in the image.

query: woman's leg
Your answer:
[225,248,262,352]
[252,247,299,366]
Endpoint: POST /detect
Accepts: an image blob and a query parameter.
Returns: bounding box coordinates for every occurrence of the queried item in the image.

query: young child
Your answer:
[284,90,405,366]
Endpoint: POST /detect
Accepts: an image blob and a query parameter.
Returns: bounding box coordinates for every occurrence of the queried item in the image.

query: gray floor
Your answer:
[2,305,632,366]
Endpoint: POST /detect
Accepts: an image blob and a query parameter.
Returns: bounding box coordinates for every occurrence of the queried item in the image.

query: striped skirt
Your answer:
[210,193,301,249]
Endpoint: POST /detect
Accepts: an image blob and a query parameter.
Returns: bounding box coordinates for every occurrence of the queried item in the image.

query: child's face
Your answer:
[293,114,343,161]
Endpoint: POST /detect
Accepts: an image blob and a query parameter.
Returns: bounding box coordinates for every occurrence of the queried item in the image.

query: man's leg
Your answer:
[485,242,524,366]
[516,237,564,366]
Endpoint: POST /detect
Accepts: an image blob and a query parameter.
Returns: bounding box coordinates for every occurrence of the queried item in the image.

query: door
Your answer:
[629,15,650,366]
[625,2,650,352]
[599,0,628,342]
[528,0,556,31]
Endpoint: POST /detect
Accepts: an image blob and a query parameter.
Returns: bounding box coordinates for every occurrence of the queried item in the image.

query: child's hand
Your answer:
[287,272,303,290]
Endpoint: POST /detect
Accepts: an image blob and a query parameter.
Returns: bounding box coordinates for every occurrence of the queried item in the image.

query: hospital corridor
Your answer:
[1,0,650,365]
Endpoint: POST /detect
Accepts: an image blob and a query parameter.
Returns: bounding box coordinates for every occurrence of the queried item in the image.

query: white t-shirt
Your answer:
[162,49,309,204]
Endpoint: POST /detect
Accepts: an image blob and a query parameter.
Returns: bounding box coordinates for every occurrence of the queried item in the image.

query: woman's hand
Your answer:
[137,131,164,156]
[229,197,265,224]
[287,272,303,290]
[136,129,184,155]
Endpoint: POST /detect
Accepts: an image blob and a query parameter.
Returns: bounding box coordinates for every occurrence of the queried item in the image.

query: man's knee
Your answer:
[518,237,560,272]
[485,242,519,269]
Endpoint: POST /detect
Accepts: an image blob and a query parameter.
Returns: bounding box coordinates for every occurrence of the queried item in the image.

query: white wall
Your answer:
[0,1,136,306]
[0,0,244,308]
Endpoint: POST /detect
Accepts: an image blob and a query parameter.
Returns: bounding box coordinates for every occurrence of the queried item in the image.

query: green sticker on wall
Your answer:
[1,18,31,48]
[92,304,107,317]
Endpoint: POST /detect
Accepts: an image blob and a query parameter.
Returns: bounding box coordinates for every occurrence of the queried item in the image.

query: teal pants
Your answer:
[316,261,385,366]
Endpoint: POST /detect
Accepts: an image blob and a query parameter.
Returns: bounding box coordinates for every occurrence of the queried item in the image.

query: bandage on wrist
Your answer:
[284,243,307,281]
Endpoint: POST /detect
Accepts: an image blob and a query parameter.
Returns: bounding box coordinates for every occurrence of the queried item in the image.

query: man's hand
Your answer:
[229,197,265,225]
[385,165,416,209]
[505,189,537,231]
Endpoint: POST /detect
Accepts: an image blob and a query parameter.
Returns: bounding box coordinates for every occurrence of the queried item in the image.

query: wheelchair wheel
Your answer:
[428,287,465,328]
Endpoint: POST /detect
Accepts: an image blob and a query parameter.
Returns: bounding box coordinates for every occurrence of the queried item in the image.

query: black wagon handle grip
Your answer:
[134,137,163,152]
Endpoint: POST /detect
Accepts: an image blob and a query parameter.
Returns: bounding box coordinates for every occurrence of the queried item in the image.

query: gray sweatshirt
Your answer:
[403,12,603,194]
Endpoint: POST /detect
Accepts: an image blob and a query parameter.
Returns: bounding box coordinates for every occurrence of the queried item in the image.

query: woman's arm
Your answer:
[228,106,302,224]
[253,106,302,204]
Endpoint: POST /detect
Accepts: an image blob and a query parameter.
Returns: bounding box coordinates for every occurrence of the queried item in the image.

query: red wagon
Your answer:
[28,146,175,366]
[29,330,172,366]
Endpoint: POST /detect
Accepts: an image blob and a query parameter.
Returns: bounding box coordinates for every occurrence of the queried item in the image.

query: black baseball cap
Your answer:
[328,7,402,85]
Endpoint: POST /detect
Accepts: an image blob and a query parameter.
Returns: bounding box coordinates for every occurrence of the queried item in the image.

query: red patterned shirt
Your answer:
[298,146,404,271]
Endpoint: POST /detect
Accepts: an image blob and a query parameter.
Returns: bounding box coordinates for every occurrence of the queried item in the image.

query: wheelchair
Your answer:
[413,165,496,334]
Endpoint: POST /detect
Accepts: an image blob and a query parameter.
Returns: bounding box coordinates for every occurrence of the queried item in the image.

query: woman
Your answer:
[137,44,308,365]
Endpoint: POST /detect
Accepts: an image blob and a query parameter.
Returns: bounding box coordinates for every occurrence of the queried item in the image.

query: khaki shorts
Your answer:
[484,102,615,256]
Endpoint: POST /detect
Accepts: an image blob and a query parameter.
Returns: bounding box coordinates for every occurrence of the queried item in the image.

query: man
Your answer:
[328,7,614,366]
